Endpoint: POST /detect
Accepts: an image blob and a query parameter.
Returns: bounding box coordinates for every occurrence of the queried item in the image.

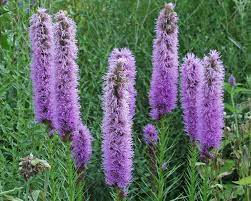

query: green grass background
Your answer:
[0,0,249,200]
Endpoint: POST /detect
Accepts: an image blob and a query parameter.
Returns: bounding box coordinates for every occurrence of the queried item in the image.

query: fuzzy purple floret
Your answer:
[109,48,137,118]
[53,11,81,136]
[197,50,225,157]
[71,124,92,169]
[30,8,54,124]
[143,124,158,145]
[102,58,133,190]
[228,74,236,87]
[181,53,203,141]
[149,3,179,120]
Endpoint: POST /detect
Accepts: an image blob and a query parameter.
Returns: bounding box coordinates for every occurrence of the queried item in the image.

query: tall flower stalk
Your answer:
[53,11,92,168]
[197,50,225,159]
[102,54,134,196]
[149,3,179,120]
[143,124,158,191]
[155,117,178,200]
[29,8,54,128]
[53,11,81,137]
[181,53,203,141]
[229,75,240,141]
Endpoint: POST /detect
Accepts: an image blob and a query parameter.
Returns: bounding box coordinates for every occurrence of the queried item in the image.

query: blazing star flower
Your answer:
[149,3,179,120]
[29,8,54,126]
[53,11,92,166]
[102,57,133,191]
[143,124,158,145]
[197,50,225,158]
[53,11,81,137]
[71,124,92,169]
[181,53,203,141]
[228,74,236,87]
[108,48,137,118]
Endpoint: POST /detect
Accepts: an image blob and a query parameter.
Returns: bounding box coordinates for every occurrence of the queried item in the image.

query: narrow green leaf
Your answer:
[2,195,23,201]
[233,176,251,185]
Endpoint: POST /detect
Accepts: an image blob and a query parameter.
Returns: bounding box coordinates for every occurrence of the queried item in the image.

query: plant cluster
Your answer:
[0,1,250,200]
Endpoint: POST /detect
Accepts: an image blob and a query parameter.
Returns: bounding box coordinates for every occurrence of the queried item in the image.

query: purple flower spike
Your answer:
[53,11,81,137]
[228,74,236,87]
[181,53,203,141]
[197,50,225,158]
[71,124,92,169]
[143,124,158,145]
[29,8,54,126]
[102,57,134,191]
[149,3,179,120]
[109,48,137,118]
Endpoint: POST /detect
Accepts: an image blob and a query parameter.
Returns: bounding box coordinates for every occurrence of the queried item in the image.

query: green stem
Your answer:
[25,179,31,201]
[231,87,240,140]
[200,164,212,201]
[148,145,157,192]
[113,188,124,201]
[245,186,250,201]
[156,117,169,201]
[0,187,23,196]
[187,145,198,201]
[231,87,240,144]
[66,143,75,201]
[43,172,49,201]
[80,180,86,201]
[76,168,88,201]
[29,189,35,201]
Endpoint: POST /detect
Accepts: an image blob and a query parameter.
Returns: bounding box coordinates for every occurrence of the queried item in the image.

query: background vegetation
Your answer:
[0,0,250,200]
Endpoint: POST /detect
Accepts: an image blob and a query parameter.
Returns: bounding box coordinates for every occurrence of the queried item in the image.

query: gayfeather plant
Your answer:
[53,11,92,167]
[102,57,133,191]
[197,50,225,158]
[109,48,137,118]
[143,124,158,182]
[53,11,81,137]
[29,8,54,126]
[228,74,236,87]
[143,124,158,145]
[71,124,92,169]
[181,53,203,141]
[149,3,179,120]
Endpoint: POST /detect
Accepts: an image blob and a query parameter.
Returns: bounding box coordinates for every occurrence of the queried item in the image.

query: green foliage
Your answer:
[234,176,251,185]
[185,145,199,201]
[152,117,182,201]
[195,162,211,201]
[0,0,250,200]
